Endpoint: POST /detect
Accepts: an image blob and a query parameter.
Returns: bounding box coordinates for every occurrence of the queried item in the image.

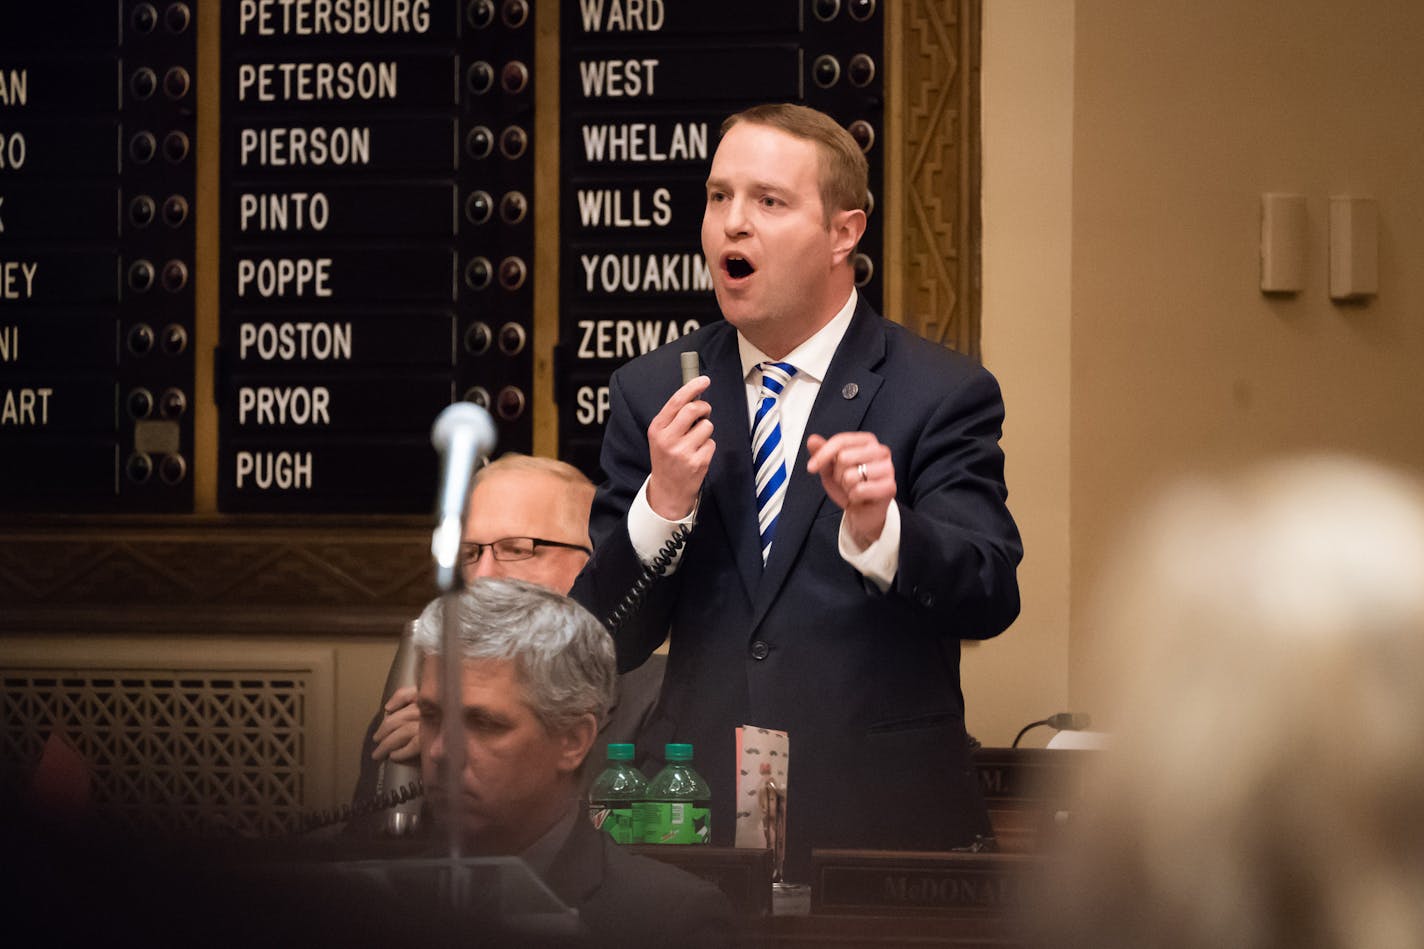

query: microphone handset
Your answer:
[603,351,703,636]
[294,620,428,836]
[374,620,425,836]
[679,350,700,388]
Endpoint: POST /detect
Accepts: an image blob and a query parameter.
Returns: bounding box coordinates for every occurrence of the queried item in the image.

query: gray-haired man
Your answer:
[414,579,731,947]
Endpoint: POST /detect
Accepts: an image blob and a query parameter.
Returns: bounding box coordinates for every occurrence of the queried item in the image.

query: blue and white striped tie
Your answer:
[752,361,798,563]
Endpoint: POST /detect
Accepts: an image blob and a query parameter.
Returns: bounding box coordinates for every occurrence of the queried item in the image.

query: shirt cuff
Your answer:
[628,477,697,573]
[838,501,900,593]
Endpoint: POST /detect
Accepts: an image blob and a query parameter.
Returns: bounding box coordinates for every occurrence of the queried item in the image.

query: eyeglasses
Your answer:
[461,536,593,565]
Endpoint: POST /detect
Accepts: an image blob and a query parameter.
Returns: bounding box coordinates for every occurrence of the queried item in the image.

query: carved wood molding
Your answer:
[0,520,433,635]
[894,0,982,358]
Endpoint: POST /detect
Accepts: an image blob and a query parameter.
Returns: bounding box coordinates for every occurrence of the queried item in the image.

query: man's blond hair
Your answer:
[475,452,592,491]
[472,453,595,544]
[721,103,869,223]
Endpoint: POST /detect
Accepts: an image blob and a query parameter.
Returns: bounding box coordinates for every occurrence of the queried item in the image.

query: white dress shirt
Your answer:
[626,289,900,592]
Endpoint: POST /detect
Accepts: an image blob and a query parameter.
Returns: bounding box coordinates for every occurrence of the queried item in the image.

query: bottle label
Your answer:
[633,801,710,844]
[589,804,637,844]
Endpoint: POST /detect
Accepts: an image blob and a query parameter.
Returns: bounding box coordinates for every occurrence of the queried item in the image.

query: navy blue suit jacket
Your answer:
[572,299,1022,882]
[544,816,733,948]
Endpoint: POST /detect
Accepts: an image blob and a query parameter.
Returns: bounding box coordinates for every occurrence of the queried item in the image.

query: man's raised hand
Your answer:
[647,375,715,520]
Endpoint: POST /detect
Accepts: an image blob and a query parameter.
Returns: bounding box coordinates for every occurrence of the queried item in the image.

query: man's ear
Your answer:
[829,207,867,266]
[555,712,599,774]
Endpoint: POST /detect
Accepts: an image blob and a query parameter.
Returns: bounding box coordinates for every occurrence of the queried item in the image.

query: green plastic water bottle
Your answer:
[588,743,647,844]
[635,743,711,845]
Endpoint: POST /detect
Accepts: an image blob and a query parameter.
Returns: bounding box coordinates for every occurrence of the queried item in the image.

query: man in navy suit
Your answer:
[572,103,1022,883]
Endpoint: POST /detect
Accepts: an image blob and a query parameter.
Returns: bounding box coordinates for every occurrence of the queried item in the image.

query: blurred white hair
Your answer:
[1041,455,1424,949]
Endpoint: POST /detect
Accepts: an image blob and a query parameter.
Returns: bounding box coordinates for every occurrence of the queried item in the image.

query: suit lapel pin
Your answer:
[841,383,859,399]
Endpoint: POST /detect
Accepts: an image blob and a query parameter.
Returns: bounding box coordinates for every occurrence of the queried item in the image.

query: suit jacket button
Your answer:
[750,640,770,660]
[918,590,936,608]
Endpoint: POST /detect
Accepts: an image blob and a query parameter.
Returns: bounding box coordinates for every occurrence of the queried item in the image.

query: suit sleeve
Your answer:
[570,369,683,671]
[892,364,1023,640]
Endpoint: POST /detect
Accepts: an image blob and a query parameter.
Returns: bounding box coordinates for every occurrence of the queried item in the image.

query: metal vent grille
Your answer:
[1,671,310,836]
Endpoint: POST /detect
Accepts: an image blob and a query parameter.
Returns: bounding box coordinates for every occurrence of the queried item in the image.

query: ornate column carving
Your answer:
[888,0,982,358]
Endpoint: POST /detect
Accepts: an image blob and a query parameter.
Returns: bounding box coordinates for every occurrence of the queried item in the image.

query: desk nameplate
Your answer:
[811,850,1039,918]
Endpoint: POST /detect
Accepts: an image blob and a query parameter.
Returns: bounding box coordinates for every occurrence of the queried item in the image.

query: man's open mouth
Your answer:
[724,255,755,279]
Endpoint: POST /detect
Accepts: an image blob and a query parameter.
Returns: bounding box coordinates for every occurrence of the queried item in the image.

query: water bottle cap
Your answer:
[665,742,693,761]
[606,742,635,761]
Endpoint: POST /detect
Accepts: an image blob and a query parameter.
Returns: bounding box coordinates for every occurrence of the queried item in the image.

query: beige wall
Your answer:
[967,1,1075,746]
[1072,0,1424,709]
[976,0,1424,731]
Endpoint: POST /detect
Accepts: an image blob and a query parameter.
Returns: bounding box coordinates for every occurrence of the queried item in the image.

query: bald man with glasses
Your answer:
[349,454,666,817]
[457,456,597,592]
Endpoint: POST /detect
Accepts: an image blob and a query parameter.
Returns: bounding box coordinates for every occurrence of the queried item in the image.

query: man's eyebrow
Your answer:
[464,706,512,725]
[709,175,792,194]
[416,695,512,725]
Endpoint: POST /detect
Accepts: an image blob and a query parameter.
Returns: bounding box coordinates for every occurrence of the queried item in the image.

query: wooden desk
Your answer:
[633,750,1091,947]
[974,746,1092,852]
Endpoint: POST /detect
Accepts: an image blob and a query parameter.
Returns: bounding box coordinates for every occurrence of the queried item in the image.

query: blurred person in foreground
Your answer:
[414,578,732,947]
[1033,456,1424,949]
